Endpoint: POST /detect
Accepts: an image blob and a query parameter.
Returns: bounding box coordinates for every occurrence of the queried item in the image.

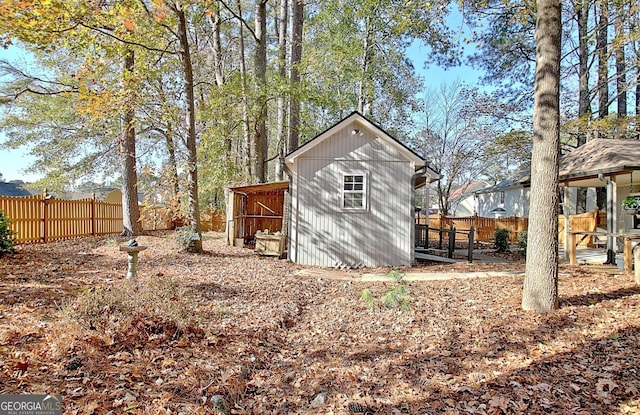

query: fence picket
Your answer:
[0,194,128,244]
[427,211,603,246]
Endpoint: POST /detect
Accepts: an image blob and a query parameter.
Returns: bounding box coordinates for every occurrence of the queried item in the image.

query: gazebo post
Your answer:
[563,186,570,260]
[606,177,617,265]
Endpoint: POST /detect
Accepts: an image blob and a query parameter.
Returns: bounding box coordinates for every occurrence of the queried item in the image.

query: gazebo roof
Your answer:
[559,139,640,187]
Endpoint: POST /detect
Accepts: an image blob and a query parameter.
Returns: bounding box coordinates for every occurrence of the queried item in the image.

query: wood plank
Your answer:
[414,252,459,263]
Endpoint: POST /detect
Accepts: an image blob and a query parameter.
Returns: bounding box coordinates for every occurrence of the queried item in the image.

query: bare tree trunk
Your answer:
[288,0,303,154]
[164,128,180,200]
[155,81,180,204]
[614,0,627,121]
[207,3,235,163]
[209,3,225,88]
[172,0,202,252]
[254,0,268,183]
[577,0,591,122]
[596,0,609,125]
[631,5,640,139]
[522,0,561,312]
[237,0,252,179]
[575,0,591,213]
[357,15,374,116]
[121,49,142,236]
[275,0,288,181]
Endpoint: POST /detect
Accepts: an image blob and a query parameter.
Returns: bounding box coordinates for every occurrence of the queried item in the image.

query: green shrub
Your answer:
[175,225,201,252]
[0,210,16,256]
[360,270,411,311]
[516,231,528,257]
[494,228,510,252]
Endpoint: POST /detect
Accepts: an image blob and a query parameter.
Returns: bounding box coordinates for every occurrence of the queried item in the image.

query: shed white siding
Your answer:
[289,121,415,267]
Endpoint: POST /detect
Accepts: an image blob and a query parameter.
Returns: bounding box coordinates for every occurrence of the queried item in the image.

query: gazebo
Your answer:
[557,139,640,264]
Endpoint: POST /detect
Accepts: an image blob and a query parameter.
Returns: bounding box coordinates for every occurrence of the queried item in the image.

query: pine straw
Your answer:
[1,231,639,414]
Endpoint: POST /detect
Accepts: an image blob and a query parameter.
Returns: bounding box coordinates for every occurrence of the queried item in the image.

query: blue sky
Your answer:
[0,45,42,182]
[0,38,484,183]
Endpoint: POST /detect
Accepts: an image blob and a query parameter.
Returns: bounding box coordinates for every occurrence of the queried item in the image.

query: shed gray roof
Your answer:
[0,182,33,197]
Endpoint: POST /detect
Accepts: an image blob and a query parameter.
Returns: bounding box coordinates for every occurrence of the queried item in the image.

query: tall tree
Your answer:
[414,81,492,215]
[613,0,627,120]
[275,0,289,181]
[288,0,303,154]
[167,0,203,252]
[236,0,253,179]
[522,0,562,312]
[253,0,268,182]
[596,0,610,125]
[633,1,640,137]
[121,49,143,236]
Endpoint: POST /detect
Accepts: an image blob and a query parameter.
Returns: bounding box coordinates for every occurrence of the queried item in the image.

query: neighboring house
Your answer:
[475,170,597,218]
[0,182,33,197]
[67,187,123,203]
[284,111,439,267]
[474,170,532,217]
[448,181,491,217]
[66,188,151,205]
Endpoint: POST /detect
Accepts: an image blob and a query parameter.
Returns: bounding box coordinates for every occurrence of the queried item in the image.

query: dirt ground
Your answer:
[1,231,639,414]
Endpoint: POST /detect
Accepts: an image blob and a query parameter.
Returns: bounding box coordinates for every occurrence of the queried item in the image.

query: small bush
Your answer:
[59,274,201,351]
[517,231,528,257]
[175,225,201,252]
[494,228,510,252]
[360,270,411,311]
[0,210,16,256]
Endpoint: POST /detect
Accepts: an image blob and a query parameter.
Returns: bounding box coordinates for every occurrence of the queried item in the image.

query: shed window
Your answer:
[342,173,367,210]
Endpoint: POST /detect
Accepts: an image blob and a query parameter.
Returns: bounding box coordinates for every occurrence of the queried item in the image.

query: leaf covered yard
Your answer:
[1,232,639,414]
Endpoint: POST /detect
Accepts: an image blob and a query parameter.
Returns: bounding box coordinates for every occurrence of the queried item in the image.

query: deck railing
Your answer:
[422,209,605,246]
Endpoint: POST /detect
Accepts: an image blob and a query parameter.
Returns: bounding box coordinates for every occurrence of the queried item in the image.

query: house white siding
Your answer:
[476,187,530,217]
[289,121,414,267]
[451,195,476,216]
[476,187,597,218]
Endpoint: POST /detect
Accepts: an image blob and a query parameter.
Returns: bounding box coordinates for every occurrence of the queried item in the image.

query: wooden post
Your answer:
[448,225,455,259]
[468,226,474,263]
[91,193,96,236]
[634,244,640,286]
[624,237,632,272]
[42,189,48,243]
[424,225,429,248]
[563,186,570,260]
[569,232,577,265]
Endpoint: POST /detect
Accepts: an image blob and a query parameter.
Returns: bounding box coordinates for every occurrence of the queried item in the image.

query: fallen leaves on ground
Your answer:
[0,231,638,415]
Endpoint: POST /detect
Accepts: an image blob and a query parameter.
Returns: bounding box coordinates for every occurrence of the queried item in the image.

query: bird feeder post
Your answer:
[119,239,147,279]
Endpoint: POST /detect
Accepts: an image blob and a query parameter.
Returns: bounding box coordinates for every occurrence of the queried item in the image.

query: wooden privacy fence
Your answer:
[428,214,529,243]
[425,209,604,246]
[1,194,122,244]
[201,209,226,232]
[1,193,228,245]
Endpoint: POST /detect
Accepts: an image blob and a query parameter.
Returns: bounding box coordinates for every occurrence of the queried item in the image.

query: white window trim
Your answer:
[341,172,368,211]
